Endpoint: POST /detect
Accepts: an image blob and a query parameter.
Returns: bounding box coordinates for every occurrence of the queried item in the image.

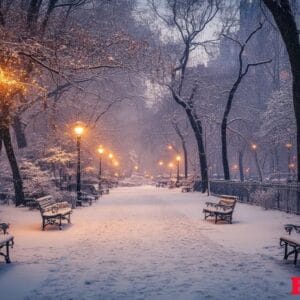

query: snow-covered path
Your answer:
[0,186,299,300]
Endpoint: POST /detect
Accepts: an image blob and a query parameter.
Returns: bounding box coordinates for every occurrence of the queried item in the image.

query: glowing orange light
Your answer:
[74,124,84,136]
[98,146,104,155]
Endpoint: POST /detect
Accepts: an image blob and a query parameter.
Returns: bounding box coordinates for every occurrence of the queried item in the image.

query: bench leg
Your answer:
[42,218,45,231]
[5,242,11,263]
[59,216,62,230]
[283,242,288,260]
[294,250,298,265]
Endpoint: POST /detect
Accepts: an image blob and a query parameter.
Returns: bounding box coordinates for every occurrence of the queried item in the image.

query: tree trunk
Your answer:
[221,81,241,181]
[185,109,208,192]
[263,0,300,182]
[13,115,27,148]
[238,150,244,182]
[1,127,25,206]
[183,142,188,179]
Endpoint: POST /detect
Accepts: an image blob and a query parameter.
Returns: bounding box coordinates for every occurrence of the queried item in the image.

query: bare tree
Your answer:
[221,22,271,180]
[151,0,220,192]
[262,0,300,182]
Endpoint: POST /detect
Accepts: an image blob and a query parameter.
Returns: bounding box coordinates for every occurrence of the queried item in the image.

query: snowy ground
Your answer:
[0,186,299,300]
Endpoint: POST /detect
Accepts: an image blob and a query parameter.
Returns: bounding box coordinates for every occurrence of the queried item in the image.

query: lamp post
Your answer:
[251,143,263,182]
[286,143,292,174]
[168,162,174,179]
[97,146,104,191]
[74,123,84,202]
[158,160,163,177]
[176,155,181,183]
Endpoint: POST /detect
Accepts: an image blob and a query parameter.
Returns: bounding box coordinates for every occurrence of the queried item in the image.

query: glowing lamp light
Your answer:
[74,124,84,136]
[176,155,181,161]
[113,161,119,167]
[169,162,174,168]
[167,145,173,150]
[108,153,113,159]
[289,163,295,169]
[98,146,104,155]
[286,143,292,149]
[158,161,164,166]
[134,165,139,171]
[251,144,257,151]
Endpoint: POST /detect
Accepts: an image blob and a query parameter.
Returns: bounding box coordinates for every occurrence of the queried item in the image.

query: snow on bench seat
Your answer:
[0,234,14,245]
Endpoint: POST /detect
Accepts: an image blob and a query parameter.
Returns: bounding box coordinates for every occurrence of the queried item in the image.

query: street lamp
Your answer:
[286,143,292,174]
[168,162,174,179]
[176,155,181,183]
[251,143,262,182]
[97,145,104,191]
[74,123,84,202]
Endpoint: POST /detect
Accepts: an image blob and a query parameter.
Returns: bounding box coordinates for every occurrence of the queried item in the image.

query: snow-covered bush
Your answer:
[19,160,54,197]
[251,189,277,210]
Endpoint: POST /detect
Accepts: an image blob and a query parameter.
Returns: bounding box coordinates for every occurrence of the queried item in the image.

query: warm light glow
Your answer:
[114,172,119,177]
[176,155,181,161]
[251,144,257,150]
[286,143,292,149]
[169,162,174,168]
[0,68,26,96]
[167,145,173,150]
[134,165,139,171]
[245,168,250,173]
[232,164,238,170]
[289,163,295,169]
[98,146,104,155]
[108,153,113,159]
[74,124,84,136]
[158,161,164,166]
[113,161,119,167]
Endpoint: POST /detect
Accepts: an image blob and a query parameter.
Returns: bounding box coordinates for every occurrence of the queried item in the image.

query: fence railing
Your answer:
[196,180,300,215]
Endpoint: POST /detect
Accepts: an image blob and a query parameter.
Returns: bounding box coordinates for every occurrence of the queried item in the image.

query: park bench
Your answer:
[0,223,14,263]
[76,191,99,206]
[203,195,238,224]
[280,224,300,265]
[181,182,194,193]
[36,195,72,230]
[99,187,109,195]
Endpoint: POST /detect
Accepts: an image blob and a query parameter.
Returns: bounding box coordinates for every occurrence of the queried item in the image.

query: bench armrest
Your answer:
[0,223,9,234]
[57,201,71,209]
[215,204,233,211]
[205,202,219,207]
[284,224,300,235]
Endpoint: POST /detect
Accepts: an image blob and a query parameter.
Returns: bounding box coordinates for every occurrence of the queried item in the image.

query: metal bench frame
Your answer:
[36,196,72,230]
[280,224,300,265]
[203,196,237,224]
[0,223,14,263]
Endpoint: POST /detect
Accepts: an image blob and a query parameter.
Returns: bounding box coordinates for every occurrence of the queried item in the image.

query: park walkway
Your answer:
[0,186,299,299]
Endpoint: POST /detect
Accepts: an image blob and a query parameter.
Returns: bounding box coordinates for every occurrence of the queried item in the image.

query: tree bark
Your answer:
[221,80,241,180]
[1,127,25,206]
[238,150,244,182]
[185,109,208,192]
[262,0,300,182]
[13,115,27,148]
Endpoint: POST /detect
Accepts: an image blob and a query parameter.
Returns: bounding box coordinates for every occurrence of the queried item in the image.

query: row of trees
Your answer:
[145,0,299,192]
